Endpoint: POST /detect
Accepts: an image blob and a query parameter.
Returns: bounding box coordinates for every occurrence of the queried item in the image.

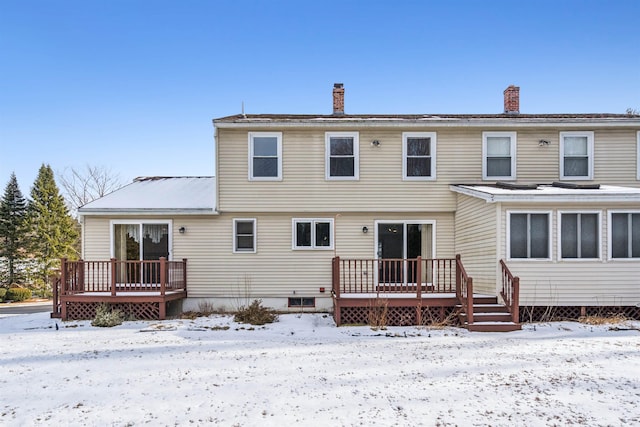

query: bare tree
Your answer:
[626,107,639,115]
[58,165,124,215]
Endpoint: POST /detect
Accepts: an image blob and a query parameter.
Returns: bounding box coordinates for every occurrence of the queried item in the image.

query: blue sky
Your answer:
[1,0,639,193]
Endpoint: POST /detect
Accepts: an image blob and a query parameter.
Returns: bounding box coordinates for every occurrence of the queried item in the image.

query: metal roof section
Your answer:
[213,113,640,129]
[79,176,217,216]
[450,183,640,203]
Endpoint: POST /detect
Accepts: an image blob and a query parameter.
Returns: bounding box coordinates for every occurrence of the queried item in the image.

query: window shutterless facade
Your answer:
[233,219,256,253]
[559,211,600,259]
[325,132,359,180]
[482,131,516,180]
[402,132,436,180]
[559,131,594,180]
[249,132,282,180]
[609,211,640,259]
[507,212,551,260]
[292,218,333,250]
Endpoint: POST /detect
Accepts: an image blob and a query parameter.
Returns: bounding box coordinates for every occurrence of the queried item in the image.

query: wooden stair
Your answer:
[458,296,521,332]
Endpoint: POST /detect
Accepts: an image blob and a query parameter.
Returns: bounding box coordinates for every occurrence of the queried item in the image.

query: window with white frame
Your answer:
[560,131,594,180]
[508,212,550,259]
[610,212,640,259]
[233,219,256,253]
[325,132,359,180]
[249,132,282,180]
[403,132,436,180]
[483,131,516,180]
[559,212,600,259]
[293,218,333,249]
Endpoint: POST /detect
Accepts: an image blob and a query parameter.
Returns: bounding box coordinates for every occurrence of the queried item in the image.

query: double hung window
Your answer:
[233,219,256,253]
[560,132,594,180]
[483,132,516,180]
[325,132,359,180]
[610,212,640,259]
[402,132,436,180]
[249,132,282,180]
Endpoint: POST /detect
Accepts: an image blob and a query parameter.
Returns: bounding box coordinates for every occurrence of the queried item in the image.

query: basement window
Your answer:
[288,297,315,308]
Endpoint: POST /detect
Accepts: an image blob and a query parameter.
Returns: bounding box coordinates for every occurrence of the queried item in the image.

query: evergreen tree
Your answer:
[28,164,79,283]
[0,173,28,285]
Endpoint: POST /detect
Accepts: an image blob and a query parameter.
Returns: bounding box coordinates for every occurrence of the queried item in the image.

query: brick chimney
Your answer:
[333,83,345,115]
[503,85,520,114]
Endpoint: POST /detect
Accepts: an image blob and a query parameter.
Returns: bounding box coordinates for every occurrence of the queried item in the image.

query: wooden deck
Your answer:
[332,255,521,331]
[52,258,187,320]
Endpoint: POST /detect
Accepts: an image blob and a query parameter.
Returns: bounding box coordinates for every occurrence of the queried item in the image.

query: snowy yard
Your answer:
[1,312,639,426]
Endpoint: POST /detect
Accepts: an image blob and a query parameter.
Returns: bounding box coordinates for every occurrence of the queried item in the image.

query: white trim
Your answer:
[482,131,517,181]
[559,131,594,180]
[449,184,640,203]
[506,210,552,261]
[607,209,640,261]
[557,210,602,261]
[292,218,334,250]
[109,219,173,260]
[233,218,257,253]
[637,131,640,180]
[325,132,359,180]
[402,132,437,181]
[248,132,282,181]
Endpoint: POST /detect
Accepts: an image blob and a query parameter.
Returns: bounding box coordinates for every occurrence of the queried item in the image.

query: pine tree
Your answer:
[28,164,80,283]
[0,173,28,285]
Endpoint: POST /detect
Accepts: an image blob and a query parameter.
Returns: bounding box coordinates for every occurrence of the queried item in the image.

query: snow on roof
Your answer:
[79,176,216,215]
[450,183,640,203]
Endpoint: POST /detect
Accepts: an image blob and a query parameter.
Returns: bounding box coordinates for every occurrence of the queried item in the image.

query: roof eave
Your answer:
[79,208,219,216]
[215,118,640,129]
[449,185,640,203]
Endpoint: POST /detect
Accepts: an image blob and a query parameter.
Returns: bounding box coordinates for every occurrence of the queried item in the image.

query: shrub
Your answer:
[0,288,6,301]
[234,299,277,325]
[91,304,124,327]
[6,287,32,302]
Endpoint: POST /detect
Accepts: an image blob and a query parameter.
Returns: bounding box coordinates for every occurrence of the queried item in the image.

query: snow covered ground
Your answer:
[1,312,639,426]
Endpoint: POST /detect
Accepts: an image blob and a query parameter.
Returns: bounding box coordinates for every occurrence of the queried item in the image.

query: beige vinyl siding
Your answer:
[453,194,498,295]
[82,212,454,301]
[218,128,640,213]
[499,202,640,306]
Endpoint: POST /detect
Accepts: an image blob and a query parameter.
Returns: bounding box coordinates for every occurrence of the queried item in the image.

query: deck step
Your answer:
[458,300,521,332]
[465,322,522,332]
[460,312,513,322]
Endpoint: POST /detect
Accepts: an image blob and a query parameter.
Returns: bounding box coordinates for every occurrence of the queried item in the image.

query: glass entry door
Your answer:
[113,223,170,283]
[376,222,433,286]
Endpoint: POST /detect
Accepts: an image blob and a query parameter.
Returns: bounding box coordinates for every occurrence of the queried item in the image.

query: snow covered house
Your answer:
[55,84,640,331]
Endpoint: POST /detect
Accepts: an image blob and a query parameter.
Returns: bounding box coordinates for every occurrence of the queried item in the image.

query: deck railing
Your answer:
[499,259,520,323]
[332,256,459,297]
[59,258,187,296]
[455,254,473,325]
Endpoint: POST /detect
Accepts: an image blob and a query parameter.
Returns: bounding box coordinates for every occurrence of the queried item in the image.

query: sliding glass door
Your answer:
[376,222,434,286]
[112,221,170,283]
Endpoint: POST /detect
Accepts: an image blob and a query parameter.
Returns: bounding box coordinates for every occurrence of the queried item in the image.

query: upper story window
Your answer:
[325,132,359,180]
[609,211,640,259]
[559,211,600,259]
[233,218,256,253]
[508,212,551,260]
[249,132,282,181]
[402,132,436,180]
[292,218,333,250]
[482,131,516,180]
[560,131,594,180]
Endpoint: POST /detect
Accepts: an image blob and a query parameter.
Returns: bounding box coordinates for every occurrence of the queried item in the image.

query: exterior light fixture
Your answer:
[179,227,186,234]
[371,140,380,147]
[538,139,550,146]
[362,226,369,233]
